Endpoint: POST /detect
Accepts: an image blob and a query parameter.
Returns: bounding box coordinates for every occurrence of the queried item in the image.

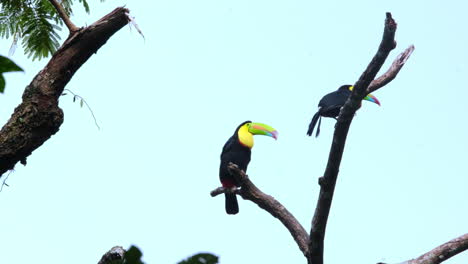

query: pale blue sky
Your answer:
[1,1,467,264]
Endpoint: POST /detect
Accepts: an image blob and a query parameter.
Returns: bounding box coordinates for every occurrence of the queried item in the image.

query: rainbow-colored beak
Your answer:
[348,86,381,106]
[248,122,278,140]
[364,93,381,106]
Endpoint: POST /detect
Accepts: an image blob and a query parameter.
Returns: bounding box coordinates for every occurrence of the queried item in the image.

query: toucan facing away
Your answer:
[219,121,278,215]
[307,85,380,137]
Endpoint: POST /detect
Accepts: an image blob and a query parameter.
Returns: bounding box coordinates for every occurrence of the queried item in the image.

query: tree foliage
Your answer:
[0,0,104,60]
[0,55,22,92]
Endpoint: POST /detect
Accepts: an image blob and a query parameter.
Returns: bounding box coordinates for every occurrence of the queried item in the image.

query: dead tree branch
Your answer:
[368,45,415,94]
[211,163,310,256]
[0,7,130,177]
[48,0,79,32]
[398,233,468,264]
[308,12,399,264]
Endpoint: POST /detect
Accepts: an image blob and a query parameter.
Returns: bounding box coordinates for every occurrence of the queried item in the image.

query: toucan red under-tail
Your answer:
[219,121,278,215]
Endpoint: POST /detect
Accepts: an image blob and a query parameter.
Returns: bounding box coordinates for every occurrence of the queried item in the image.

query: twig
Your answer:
[0,170,13,192]
[210,163,310,256]
[63,89,101,130]
[48,0,79,32]
[308,12,400,264]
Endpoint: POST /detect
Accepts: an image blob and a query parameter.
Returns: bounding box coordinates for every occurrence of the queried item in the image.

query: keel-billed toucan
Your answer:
[219,121,278,215]
[307,85,380,137]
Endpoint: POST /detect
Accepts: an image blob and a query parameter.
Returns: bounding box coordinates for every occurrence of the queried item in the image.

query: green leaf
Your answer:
[0,55,23,73]
[178,253,219,264]
[0,55,23,93]
[0,75,5,93]
[78,0,90,13]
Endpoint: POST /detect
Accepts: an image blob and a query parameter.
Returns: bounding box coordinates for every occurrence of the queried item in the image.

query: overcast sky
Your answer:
[1,1,467,264]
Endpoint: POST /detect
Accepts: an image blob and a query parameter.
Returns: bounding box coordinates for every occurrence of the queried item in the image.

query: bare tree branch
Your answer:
[308,12,399,264]
[367,45,415,94]
[397,233,468,264]
[0,7,130,177]
[48,0,79,32]
[210,163,310,257]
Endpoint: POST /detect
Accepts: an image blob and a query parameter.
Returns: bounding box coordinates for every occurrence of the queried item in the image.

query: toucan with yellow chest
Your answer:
[307,85,380,137]
[219,121,278,215]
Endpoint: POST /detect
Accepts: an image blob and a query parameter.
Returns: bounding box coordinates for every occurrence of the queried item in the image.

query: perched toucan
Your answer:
[307,85,380,137]
[219,121,278,215]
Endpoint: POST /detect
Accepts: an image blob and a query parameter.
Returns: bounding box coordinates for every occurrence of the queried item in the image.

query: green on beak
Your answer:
[349,86,381,106]
[248,122,278,140]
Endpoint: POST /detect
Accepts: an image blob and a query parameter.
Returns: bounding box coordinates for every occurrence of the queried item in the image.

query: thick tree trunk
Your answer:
[0,7,130,176]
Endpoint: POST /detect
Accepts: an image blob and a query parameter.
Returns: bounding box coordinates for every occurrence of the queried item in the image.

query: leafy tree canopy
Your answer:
[0,0,104,61]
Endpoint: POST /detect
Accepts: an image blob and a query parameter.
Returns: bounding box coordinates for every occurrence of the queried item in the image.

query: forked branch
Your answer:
[308,12,399,264]
[368,45,415,94]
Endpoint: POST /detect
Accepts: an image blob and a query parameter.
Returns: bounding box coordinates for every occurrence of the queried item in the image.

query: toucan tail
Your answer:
[315,115,322,137]
[307,112,321,137]
[225,193,239,215]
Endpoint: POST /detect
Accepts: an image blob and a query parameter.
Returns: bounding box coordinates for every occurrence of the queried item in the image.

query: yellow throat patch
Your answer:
[237,124,254,149]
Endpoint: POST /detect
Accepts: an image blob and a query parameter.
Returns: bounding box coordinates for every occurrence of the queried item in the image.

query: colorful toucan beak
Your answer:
[348,86,381,106]
[364,93,381,106]
[248,122,278,140]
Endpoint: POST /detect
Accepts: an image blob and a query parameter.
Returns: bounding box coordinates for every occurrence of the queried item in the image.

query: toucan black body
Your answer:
[219,121,278,215]
[307,85,352,137]
[307,85,380,137]
[219,122,251,215]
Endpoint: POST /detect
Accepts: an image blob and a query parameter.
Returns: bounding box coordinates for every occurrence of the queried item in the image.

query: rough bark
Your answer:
[401,234,468,264]
[0,7,130,177]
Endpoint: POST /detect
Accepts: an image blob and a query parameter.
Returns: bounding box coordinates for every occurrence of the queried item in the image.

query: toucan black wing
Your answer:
[319,104,344,118]
[307,85,354,138]
[220,136,234,158]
